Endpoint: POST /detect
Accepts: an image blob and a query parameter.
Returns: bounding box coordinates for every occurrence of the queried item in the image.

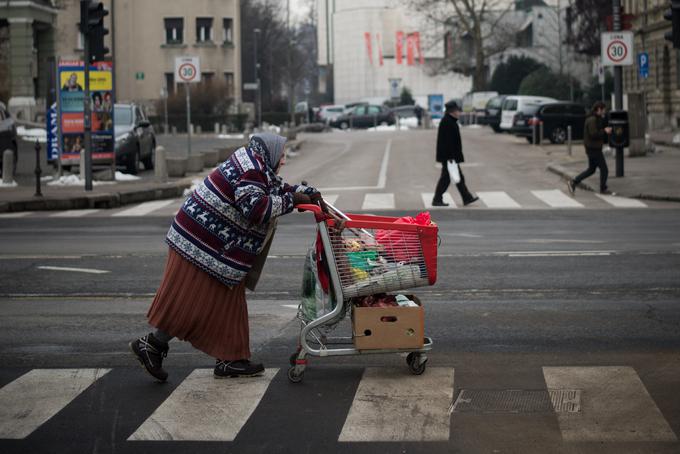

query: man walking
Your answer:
[432,101,478,207]
[567,101,613,195]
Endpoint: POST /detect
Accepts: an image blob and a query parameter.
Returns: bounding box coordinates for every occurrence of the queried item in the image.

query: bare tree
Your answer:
[409,0,517,90]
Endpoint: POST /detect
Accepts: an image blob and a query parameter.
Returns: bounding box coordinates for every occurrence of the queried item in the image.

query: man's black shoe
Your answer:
[463,196,479,206]
[130,333,169,382]
[431,200,449,207]
[566,179,576,195]
[214,360,265,378]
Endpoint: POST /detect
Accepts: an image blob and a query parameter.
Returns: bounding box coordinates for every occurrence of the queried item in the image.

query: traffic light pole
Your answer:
[83,33,93,191]
[186,83,192,156]
[613,0,624,177]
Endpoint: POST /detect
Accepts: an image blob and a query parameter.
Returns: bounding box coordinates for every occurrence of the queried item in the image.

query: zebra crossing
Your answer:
[0,365,676,444]
[0,189,659,220]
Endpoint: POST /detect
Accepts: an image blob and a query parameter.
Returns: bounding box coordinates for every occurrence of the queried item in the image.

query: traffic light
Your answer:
[665,0,680,49]
[80,0,109,62]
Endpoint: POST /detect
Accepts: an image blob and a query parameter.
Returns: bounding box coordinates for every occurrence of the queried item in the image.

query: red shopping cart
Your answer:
[288,202,437,383]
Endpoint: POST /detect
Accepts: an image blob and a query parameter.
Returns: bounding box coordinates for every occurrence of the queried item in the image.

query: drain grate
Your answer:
[452,389,581,414]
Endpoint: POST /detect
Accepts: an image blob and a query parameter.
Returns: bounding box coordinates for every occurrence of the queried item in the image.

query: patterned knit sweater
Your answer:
[166,140,312,287]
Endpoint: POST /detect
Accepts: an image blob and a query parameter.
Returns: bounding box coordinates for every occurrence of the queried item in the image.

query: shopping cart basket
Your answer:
[288,202,437,383]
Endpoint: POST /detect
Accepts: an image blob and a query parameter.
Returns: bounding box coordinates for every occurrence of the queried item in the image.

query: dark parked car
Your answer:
[330,105,395,129]
[0,102,18,178]
[114,103,156,174]
[480,95,507,132]
[512,102,587,144]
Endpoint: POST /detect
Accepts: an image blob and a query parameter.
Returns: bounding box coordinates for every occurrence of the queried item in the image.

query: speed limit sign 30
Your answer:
[175,56,201,83]
[601,32,634,66]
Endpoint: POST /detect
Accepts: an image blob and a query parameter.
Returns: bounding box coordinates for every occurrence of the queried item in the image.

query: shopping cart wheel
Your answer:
[288,366,304,383]
[406,352,427,375]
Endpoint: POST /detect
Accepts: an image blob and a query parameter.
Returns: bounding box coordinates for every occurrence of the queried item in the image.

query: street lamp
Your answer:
[254,28,261,129]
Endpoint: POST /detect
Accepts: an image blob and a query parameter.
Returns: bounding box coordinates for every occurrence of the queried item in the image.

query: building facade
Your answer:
[1,0,242,118]
[317,0,471,106]
[622,0,679,130]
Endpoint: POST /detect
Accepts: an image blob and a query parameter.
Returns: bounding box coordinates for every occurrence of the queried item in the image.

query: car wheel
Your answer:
[491,125,502,133]
[525,136,534,144]
[126,147,140,175]
[142,141,155,170]
[340,121,349,130]
[550,127,567,144]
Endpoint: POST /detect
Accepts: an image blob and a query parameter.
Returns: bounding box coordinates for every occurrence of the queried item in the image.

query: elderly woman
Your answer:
[131,133,321,381]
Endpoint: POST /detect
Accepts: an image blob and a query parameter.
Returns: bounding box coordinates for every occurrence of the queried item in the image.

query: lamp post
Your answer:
[254,28,261,128]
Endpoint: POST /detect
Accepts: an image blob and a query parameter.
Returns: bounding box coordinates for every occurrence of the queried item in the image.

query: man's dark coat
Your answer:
[436,114,464,163]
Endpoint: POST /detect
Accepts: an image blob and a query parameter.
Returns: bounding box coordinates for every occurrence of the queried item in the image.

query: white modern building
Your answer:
[317,0,471,106]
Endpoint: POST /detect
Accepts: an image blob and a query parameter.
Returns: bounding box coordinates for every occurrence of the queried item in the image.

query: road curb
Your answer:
[0,179,193,213]
[547,163,680,203]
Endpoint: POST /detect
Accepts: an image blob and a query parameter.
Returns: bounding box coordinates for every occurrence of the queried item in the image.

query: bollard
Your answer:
[171,125,177,136]
[539,121,544,145]
[196,125,202,135]
[214,122,220,134]
[154,145,168,182]
[80,149,86,180]
[532,123,538,146]
[373,114,377,129]
[567,125,572,156]
[34,141,42,197]
[2,149,14,184]
[349,114,353,129]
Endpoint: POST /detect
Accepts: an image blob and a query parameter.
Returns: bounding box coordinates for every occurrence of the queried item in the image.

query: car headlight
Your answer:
[115,132,132,145]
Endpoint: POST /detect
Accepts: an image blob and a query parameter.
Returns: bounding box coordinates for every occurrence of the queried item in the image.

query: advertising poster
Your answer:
[57,60,114,163]
[428,94,444,119]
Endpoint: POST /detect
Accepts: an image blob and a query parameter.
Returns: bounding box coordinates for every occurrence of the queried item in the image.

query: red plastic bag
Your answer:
[375,212,433,262]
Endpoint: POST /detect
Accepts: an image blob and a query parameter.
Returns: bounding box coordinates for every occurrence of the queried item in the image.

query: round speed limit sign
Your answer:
[601,32,633,66]
[175,56,201,83]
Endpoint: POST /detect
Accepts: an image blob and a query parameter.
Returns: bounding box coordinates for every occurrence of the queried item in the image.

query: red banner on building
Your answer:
[396,31,404,64]
[406,33,415,65]
[364,32,373,65]
[414,32,424,64]
[376,32,384,66]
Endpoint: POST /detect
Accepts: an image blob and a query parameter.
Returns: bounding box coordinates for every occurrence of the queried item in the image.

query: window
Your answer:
[569,105,586,115]
[677,50,680,89]
[502,99,517,110]
[353,106,366,115]
[165,73,175,95]
[224,72,234,97]
[367,106,381,115]
[196,17,213,43]
[223,18,233,44]
[76,26,84,50]
[202,72,214,84]
[164,18,184,44]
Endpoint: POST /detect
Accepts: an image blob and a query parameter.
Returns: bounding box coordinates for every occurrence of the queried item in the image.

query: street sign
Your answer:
[601,31,634,66]
[135,72,144,80]
[638,52,649,79]
[243,82,259,90]
[389,78,402,99]
[174,56,201,83]
[597,62,605,84]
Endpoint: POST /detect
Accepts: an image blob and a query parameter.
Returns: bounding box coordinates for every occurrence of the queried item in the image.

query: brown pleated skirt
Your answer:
[147,248,250,360]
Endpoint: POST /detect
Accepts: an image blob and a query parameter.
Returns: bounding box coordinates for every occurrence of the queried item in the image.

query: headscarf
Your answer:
[250,132,287,171]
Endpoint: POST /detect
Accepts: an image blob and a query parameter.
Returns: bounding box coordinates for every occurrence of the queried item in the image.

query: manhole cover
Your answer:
[452,389,581,414]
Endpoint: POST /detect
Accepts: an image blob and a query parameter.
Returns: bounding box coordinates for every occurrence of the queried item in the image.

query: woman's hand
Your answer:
[293,192,312,206]
[309,191,329,212]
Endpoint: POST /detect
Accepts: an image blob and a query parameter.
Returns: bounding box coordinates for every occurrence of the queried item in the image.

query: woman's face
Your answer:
[276,154,286,174]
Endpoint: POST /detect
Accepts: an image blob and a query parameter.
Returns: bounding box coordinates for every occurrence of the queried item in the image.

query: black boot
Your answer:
[214,359,265,378]
[130,333,169,382]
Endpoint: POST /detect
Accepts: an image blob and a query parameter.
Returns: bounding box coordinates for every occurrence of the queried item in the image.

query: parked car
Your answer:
[317,104,345,124]
[480,95,508,132]
[330,104,395,129]
[462,91,499,114]
[391,105,423,128]
[512,102,588,144]
[507,104,543,143]
[0,102,18,178]
[499,96,557,131]
[343,101,369,114]
[114,103,156,174]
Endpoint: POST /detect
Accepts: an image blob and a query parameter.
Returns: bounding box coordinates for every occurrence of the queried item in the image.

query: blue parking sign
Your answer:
[638,52,649,79]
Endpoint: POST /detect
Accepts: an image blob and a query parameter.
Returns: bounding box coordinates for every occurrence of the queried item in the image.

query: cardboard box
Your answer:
[352,295,424,350]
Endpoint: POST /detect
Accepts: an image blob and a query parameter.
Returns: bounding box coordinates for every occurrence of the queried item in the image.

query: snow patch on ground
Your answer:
[115,171,141,181]
[47,175,115,186]
[217,133,245,140]
[0,180,18,188]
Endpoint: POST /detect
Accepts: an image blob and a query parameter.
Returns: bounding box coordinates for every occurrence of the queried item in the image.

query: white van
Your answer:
[499,96,557,130]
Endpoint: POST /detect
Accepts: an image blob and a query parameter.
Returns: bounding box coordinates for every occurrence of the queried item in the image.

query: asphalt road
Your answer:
[1,127,679,453]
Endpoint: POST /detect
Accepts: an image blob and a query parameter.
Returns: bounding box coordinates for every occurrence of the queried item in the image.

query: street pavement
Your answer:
[0,127,679,453]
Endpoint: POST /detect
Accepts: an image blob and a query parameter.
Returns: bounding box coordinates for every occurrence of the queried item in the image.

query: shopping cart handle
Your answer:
[296,203,327,222]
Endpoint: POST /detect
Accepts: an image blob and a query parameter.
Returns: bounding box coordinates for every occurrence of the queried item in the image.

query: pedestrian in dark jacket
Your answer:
[130,133,324,382]
[432,101,478,206]
[567,101,613,195]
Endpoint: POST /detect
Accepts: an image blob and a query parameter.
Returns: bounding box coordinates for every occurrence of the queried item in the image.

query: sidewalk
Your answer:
[542,142,680,202]
[0,134,307,213]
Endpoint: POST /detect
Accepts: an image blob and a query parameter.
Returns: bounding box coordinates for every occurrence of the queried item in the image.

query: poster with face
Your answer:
[57,60,115,163]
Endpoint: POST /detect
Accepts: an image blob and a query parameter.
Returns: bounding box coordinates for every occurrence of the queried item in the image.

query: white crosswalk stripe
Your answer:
[595,193,647,208]
[50,209,101,217]
[361,193,395,210]
[0,368,110,439]
[543,366,677,442]
[112,199,178,217]
[322,194,338,206]
[477,191,521,208]
[531,190,584,208]
[128,368,278,441]
[421,192,457,209]
[339,367,455,442]
[0,212,33,218]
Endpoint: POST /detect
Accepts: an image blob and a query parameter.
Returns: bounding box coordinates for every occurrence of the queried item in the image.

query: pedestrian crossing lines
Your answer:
[0,365,676,445]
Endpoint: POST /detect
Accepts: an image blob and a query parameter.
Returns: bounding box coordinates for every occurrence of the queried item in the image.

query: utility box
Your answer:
[608,110,630,148]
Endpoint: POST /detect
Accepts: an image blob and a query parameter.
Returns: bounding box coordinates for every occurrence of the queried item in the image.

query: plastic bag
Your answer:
[375,212,433,262]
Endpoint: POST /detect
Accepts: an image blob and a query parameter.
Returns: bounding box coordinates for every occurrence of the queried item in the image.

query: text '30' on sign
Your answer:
[601,32,634,66]
[175,56,201,83]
